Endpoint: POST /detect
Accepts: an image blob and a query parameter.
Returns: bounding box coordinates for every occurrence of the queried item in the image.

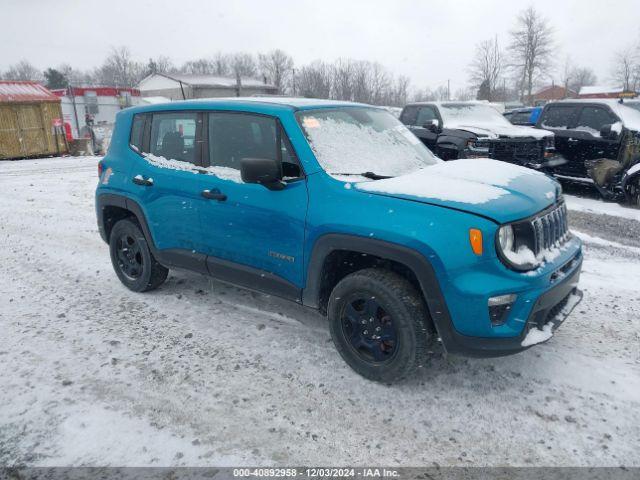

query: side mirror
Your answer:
[423,119,441,133]
[600,124,618,140]
[240,157,285,190]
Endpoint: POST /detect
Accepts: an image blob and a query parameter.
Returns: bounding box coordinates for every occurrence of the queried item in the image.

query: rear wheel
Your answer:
[327,268,431,382]
[109,218,168,292]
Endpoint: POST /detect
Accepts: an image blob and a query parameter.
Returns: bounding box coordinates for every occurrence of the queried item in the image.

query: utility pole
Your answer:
[67,81,80,139]
[447,79,450,101]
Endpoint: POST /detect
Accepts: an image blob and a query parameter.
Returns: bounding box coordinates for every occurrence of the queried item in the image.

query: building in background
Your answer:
[532,85,578,105]
[579,86,638,99]
[51,86,142,139]
[137,73,277,100]
[0,81,68,159]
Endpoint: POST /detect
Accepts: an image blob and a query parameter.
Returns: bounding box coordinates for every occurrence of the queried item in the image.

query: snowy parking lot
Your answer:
[0,156,639,467]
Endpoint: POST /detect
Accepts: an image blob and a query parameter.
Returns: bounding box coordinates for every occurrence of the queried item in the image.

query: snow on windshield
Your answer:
[297,108,439,177]
[439,103,512,128]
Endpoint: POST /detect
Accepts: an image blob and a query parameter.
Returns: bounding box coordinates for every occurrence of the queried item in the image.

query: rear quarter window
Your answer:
[129,113,146,152]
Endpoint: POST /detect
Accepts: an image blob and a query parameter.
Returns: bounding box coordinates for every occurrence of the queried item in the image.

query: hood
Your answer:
[355,159,560,223]
[448,122,552,140]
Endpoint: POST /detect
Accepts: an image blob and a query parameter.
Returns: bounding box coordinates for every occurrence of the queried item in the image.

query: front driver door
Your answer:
[198,111,308,297]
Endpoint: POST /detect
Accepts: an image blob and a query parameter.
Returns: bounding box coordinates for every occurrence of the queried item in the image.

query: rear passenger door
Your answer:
[198,112,308,296]
[129,111,208,256]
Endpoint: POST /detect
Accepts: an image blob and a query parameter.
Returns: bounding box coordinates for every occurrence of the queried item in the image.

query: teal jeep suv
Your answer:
[96,97,583,382]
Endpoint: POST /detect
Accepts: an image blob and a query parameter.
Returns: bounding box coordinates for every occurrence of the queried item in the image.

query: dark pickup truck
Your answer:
[400,102,556,169]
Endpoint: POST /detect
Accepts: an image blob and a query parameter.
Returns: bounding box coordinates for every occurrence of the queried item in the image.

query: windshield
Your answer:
[297,107,438,177]
[439,103,512,127]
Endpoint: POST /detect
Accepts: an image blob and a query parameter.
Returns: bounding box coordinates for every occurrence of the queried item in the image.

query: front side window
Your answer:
[208,112,302,178]
[149,112,198,164]
[576,106,617,133]
[297,107,438,177]
[540,106,578,129]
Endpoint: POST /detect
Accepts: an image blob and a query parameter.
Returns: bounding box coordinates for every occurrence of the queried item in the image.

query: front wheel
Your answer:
[109,218,168,292]
[327,268,432,382]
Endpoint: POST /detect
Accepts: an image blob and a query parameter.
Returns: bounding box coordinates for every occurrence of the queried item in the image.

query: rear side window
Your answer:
[149,112,199,164]
[576,106,618,133]
[540,106,578,129]
[129,114,146,152]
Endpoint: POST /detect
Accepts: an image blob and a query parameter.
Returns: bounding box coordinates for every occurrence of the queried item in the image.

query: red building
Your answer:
[532,85,577,105]
[578,86,638,99]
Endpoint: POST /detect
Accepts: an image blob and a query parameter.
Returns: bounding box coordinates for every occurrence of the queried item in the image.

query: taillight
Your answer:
[98,161,104,177]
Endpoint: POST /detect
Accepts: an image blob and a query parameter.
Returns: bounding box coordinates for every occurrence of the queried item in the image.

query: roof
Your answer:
[579,85,624,95]
[0,81,59,103]
[140,96,172,105]
[125,97,374,116]
[139,73,277,90]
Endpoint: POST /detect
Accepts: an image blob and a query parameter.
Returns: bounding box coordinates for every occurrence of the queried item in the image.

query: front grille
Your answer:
[489,138,544,164]
[531,201,569,254]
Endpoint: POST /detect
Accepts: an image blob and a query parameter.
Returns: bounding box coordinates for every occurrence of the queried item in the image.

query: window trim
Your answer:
[129,113,149,155]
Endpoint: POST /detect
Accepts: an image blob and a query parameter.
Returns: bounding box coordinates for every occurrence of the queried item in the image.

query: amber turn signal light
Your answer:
[469,229,483,255]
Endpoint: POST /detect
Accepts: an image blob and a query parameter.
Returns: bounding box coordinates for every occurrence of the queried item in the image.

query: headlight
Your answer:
[498,225,514,252]
[496,224,539,271]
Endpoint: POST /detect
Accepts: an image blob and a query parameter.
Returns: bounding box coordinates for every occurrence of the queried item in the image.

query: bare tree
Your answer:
[211,52,230,76]
[569,66,597,94]
[147,56,175,75]
[181,58,214,75]
[2,60,42,81]
[229,53,257,77]
[96,47,144,87]
[296,61,332,98]
[469,37,503,101]
[612,46,638,91]
[258,49,294,94]
[509,6,554,104]
[454,87,475,101]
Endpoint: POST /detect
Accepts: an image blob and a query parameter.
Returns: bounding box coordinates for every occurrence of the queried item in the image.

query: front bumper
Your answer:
[437,253,583,358]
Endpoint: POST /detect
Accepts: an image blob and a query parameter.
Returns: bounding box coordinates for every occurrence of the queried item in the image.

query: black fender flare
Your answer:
[302,233,454,341]
[96,193,157,252]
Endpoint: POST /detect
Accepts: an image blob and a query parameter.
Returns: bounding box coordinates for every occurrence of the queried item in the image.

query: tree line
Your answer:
[1,6,638,106]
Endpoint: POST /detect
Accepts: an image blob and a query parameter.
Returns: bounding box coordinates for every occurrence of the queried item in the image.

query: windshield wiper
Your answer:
[333,171,393,180]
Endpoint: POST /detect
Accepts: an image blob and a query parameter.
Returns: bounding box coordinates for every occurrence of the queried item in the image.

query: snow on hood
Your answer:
[447,122,552,140]
[355,159,560,223]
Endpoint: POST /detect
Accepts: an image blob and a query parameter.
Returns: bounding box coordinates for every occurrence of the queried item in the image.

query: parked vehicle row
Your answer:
[97,97,583,382]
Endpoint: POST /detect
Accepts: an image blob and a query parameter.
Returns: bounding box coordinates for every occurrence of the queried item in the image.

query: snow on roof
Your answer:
[579,85,625,95]
[0,81,59,103]
[143,73,276,89]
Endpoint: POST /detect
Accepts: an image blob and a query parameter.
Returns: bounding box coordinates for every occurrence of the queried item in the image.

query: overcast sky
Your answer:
[2,0,639,92]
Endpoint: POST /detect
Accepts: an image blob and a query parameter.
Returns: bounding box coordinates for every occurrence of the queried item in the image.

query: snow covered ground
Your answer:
[0,156,639,467]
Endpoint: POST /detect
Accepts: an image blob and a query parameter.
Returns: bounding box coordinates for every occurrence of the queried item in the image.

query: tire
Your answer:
[109,218,168,292]
[327,268,432,383]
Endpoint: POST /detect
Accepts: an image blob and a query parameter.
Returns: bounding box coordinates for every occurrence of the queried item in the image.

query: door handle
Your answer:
[132,175,153,186]
[202,189,227,201]
[568,138,578,143]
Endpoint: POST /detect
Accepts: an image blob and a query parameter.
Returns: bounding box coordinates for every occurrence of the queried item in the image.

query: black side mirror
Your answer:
[423,119,441,133]
[240,157,285,190]
[600,124,619,140]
